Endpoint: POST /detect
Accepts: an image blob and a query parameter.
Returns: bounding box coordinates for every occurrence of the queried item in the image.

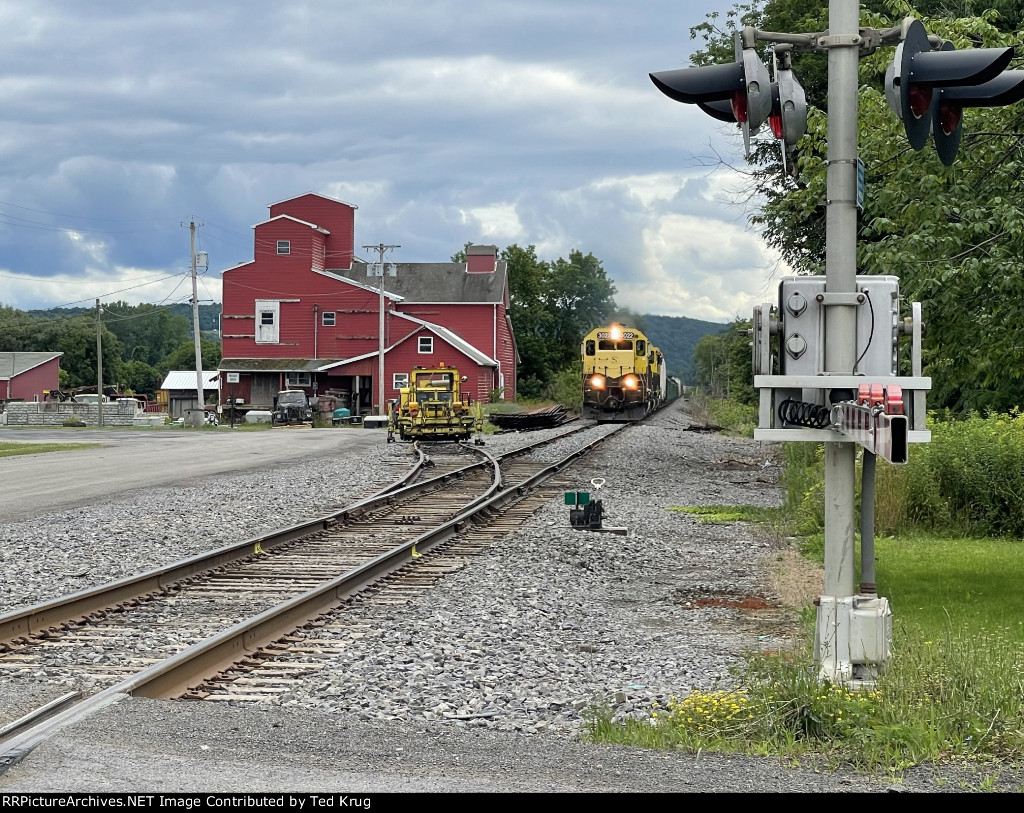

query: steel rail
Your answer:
[0,422,626,771]
[1,426,595,646]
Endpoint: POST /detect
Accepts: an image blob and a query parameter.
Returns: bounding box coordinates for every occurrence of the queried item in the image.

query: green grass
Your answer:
[0,441,100,456]
[668,504,780,525]
[876,533,1024,642]
[585,513,1024,777]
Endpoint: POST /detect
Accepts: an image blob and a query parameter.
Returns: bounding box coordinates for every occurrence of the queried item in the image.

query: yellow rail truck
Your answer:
[388,363,480,442]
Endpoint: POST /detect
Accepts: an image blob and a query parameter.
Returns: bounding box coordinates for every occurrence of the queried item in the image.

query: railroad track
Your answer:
[0,420,624,766]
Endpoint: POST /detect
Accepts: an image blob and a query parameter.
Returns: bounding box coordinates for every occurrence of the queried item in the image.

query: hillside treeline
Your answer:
[0,302,222,395]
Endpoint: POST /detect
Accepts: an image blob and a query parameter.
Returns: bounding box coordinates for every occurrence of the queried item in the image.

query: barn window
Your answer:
[418,336,433,354]
[322,311,336,327]
[286,372,311,388]
[277,240,291,255]
[393,373,409,389]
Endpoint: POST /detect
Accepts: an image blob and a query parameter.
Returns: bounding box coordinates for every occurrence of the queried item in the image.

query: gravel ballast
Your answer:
[1,401,1021,793]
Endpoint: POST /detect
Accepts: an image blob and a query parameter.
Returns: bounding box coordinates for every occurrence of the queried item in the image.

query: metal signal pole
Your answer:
[95,298,103,428]
[822,0,860,619]
[187,219,205,418]
[362,242,400,416]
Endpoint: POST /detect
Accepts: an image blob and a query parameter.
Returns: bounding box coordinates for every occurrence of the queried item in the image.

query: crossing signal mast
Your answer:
[651,9,1024,686]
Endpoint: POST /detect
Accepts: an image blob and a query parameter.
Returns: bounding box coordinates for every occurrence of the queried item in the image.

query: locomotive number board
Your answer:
[596,331,635,339]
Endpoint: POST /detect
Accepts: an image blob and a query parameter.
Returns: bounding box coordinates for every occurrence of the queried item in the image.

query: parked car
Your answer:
[273,390,314,426]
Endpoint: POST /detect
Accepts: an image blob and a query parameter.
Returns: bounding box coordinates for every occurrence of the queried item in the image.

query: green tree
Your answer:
[101,302,191,367]
[0,306,123,389]
[454,243,618,400]
[119,360,162,397]
[502,244,559,397]
[160,339,222,377]
[689,2,1024,413]
[693,320,753,402]
[546,250,618,367]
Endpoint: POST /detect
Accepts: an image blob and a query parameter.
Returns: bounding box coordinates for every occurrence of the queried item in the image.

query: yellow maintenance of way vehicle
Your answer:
[387,363,481,442]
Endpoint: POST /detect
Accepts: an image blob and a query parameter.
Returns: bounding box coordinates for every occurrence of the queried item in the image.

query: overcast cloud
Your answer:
[0,0,787,322]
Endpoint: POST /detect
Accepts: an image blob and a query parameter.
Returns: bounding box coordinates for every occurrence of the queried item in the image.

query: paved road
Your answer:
[0,426,387,522]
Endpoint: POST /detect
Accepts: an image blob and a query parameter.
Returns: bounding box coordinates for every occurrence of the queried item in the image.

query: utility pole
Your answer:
[186,219,206,419]
[362,242,399,416]
[95,298,103,428]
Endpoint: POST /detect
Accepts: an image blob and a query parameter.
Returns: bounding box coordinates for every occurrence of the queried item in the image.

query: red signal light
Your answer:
[908,84,932,119]
[937,102,962,135]
[769,111,783,139]
[730,91,748,123]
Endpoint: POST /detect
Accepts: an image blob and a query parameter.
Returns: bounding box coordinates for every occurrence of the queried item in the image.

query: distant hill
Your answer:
[641,314,730,385]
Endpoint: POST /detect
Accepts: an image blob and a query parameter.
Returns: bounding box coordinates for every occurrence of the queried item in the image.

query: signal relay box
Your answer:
[778,275,900,380]
[750,274,930,439]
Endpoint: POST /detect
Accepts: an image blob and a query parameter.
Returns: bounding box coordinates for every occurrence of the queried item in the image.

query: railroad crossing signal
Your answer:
[884,18,1024,165]
[769,47,807,147]
[650,33,775,156]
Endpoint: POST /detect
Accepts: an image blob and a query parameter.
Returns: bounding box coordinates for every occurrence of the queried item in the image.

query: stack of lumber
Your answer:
[487,404,572,431]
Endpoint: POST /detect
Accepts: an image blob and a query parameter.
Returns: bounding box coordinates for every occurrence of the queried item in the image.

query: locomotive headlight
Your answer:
[609,324,622,341]
[589,374,606,390]
[622,374,639,390]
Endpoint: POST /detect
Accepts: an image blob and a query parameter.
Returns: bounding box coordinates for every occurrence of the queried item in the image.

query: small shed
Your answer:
[0,352,63,408]
[159,371,220,418]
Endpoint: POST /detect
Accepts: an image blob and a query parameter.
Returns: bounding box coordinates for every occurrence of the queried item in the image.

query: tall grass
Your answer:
[782,411,1024,538]
[588,620,1024,772]
[690,393,758,437]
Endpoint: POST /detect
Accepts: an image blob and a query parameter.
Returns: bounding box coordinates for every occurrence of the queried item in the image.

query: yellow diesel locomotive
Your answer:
[388,363,481,442]
[581,324,667,422]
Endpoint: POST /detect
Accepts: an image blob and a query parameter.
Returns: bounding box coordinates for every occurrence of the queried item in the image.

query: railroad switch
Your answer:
[565,478,627,535]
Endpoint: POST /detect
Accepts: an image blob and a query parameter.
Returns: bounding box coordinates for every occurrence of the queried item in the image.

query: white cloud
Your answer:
[457,204,523,240]
[0,0,770,326]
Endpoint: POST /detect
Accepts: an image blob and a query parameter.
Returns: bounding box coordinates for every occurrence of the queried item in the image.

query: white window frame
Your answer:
[277,240,291,255]
[418,336,433,354]
[393,373,409,390]
[286,372,312,388]
[322,311,336,327]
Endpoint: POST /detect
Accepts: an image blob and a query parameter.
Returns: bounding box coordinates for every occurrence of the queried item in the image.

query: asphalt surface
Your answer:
[0,425,385,522]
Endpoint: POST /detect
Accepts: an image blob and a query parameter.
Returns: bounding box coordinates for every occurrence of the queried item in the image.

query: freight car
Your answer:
[388,363,481,442]
[581,323,667,422]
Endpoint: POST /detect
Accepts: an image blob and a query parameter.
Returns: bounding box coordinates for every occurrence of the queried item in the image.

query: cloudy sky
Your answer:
[0,0,788,322]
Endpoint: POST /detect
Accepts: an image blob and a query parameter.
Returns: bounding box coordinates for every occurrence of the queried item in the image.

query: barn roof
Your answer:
[0,352,62,378]
[333,260,507,305]
[219,359,344,373]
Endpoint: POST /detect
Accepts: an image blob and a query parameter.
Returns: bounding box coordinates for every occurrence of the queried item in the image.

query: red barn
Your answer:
[219,192,518,416]
[0,352,62,407]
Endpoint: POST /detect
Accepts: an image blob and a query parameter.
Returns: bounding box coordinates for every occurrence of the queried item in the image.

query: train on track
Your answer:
[581,323,669,422]
[388,363,482,442]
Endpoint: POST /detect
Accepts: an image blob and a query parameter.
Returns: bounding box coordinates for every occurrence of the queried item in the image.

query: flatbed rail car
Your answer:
[388,363,481,442]
[581,323,667,422]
